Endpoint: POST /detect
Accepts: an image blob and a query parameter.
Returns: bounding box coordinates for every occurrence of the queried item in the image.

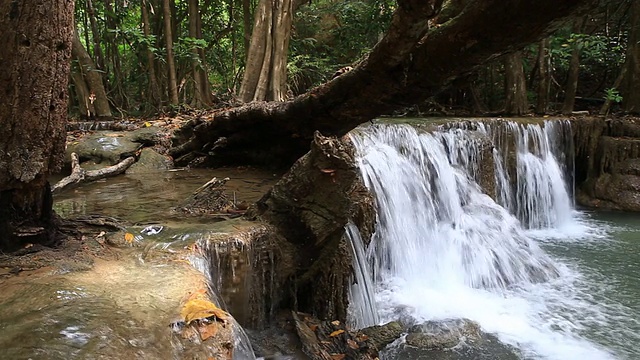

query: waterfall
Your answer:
[348,121,616,359]
[345,222,379,330]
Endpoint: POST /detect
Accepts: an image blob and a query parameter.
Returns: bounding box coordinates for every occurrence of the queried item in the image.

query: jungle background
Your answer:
[69,0,639,120]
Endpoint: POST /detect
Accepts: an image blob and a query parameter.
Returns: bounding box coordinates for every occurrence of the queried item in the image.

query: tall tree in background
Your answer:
[622,0,640,113]
[188,0,213,106]
[0,0,74,250]
[142,0,162,109]
[71,27,112,118]
[164,0,179,105]
[536,38,551,114]
[503,51,529,115]
[239,0,294,102]
[562,18,586,114]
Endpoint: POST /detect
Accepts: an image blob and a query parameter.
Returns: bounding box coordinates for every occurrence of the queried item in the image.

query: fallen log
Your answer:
[52,152,135,194]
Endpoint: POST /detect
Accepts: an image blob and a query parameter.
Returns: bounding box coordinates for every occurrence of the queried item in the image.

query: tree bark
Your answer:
[164,0,179,105]
[188,0,213,107]
[536,38,551,114]
[242,0,252,56]
[0,0,74,251]
[238,0,293,102]
[71,27,112,119]
[172,0,592,168]
[503,51,529,115]
[142,0,163,109]
[86,0,105,71]
[562,18,586,114]
[622,0,640,113]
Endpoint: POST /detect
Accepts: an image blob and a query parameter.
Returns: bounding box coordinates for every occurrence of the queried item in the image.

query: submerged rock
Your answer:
[382,318,520,360]
[405,318,482,350]
[126,148,173,174]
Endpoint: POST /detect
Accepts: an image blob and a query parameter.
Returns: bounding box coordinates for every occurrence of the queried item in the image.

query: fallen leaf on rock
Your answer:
[331,354,346,360]
[347,339,359,349]
[329,329,345,337]
[124,232,134,243]
[331,320,341,326]
[181,298,229,324]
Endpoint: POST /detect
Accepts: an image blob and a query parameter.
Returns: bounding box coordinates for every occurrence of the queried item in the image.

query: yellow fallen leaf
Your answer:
[329,329,345,337]
[181,298,229,324]
[331,320,341,326]
[124,233,134,243]
[144,121,152,127]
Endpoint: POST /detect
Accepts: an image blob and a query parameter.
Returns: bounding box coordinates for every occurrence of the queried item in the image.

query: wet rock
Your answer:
[129,126,164,146]
[125,148,173,174]
[360,321,404,351]
[65,127,167,167]
[405,318,482,350]
[66,131,141,165]
[382,318,520,360]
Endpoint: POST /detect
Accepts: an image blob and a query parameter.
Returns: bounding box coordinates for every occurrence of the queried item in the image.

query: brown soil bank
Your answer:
[572,116,640,211]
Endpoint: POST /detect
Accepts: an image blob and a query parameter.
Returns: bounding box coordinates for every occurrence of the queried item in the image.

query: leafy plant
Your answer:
[604,87,623,103]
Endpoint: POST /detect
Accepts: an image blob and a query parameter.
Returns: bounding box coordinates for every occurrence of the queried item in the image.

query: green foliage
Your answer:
[288,0,394,93]
[604,87,623,103]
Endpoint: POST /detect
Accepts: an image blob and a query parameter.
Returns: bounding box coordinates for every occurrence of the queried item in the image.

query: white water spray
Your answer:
[348,121,618,359]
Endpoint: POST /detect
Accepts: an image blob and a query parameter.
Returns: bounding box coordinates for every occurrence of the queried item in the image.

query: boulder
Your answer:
[126,148,173,174]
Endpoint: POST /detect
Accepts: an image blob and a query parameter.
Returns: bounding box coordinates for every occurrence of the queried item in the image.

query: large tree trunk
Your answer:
[171,0,591,168]
[164,0,179,105]
[0,0,74,251]
[503,51,529,115]
[562,18,586,114]
[622,0,640,113]
[71,27,112,119]
[238,0,293,102]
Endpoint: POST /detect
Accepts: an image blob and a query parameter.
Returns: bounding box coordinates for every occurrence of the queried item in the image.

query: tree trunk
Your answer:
[503,51,529,115]
[536,38,551,114]
[72,27,112,119]
[242,0,252,54]
[622,0,640,113]
[238,0,293,102]
[70,68,94,117]
[0,0,74,251]
[86,0,105,71]
[142,0,162,109]
[171,0,591,168]
[188,0,213,107]
[164,0,179,105]
[562,18,585,114]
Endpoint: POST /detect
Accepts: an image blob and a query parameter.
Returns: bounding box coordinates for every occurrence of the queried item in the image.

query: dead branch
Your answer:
[52,152,135,194]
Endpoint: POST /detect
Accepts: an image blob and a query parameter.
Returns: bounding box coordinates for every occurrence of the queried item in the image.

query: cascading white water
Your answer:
[345,222,379,330]
[478,121,574,229]
[348,121,619,359]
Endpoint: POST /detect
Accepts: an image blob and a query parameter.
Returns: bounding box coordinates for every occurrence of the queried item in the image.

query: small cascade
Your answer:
[349,121,616,359]
[189,237,258,360]
[478,120,575,228]
[345,222,379,330]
